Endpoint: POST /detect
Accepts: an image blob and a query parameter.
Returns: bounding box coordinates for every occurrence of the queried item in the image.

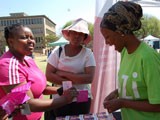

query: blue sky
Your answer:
[0,0,160,34]
[0,0,95,34]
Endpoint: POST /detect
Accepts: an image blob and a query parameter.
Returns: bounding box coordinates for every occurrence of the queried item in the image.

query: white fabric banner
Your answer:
[91,0,120,113]
[129,0,160,7]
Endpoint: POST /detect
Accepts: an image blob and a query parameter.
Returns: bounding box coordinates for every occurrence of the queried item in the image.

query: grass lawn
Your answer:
[34,54,50,120]
[34,54,47,73]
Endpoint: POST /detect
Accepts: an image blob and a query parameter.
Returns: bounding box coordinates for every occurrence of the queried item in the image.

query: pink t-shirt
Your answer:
[0,51,47,120]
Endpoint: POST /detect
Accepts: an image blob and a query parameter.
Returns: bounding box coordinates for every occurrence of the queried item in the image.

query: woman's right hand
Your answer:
[62,87,78,103]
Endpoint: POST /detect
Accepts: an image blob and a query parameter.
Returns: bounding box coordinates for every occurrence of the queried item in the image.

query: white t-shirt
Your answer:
[47,45,96,98]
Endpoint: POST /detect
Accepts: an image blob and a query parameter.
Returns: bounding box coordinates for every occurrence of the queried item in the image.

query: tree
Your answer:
[0,31,6,56]
[62,21,73,29]
[134,14,160,39]
[44,34,60,48]
[45,34,59,43]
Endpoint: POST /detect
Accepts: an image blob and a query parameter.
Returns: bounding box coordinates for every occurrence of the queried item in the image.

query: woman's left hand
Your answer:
[103,98,122,113]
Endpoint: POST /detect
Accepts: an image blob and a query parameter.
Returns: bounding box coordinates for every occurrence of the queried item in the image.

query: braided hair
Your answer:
[100,1,142,34]
[4,23,23,46]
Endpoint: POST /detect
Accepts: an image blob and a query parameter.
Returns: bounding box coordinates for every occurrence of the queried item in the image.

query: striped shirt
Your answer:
[0,51,46,120]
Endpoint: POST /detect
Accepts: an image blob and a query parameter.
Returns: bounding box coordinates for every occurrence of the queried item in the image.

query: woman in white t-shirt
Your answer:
[46,18,96,117]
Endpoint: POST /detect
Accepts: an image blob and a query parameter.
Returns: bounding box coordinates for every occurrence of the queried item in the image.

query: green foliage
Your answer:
[62,21,72,29]
[0,32,6,55]
[134,14,160,38]
[88,22,94,38]
[45,34,59,43]
[44,35,60,48]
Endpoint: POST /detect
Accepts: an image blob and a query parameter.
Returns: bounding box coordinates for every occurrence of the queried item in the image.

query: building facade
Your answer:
[0,12,56,55]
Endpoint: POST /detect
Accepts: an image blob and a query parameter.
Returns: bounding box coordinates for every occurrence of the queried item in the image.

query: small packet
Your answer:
[1,100,15,115]
[0,82,31,115]
[62,81,72,90]
[21,103,31,115]
[0,92,30,114]
[77,90,88,102]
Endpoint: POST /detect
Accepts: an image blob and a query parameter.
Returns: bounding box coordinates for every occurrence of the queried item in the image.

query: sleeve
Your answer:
[47,46,60,68]
[143,52,160,104]
[0,59,27,85]
[85,48,96,67]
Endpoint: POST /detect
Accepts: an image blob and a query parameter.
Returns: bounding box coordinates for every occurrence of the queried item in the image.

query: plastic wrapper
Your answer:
[55,112,115,120]
[0,82,31,114]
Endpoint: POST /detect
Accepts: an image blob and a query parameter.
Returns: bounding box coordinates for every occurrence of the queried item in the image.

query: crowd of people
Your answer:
[1,1,160,120]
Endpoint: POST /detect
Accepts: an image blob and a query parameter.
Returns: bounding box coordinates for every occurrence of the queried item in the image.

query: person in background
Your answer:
[0,23,78,120]
[46,18,96,117]
[100,1,160,120]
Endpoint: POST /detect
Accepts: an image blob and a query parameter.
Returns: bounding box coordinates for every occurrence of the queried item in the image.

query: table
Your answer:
[55,112,117,120]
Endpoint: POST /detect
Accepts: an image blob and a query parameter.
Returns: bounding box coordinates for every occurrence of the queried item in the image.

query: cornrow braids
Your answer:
[4,23,23,46]
[4,23,23,40]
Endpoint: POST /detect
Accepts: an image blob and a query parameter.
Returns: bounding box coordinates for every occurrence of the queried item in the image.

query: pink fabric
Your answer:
[0,92,30,114]
[91,0,120,113]
[0,82,31,114]
[11,82,31,92]
[0,51,47,120]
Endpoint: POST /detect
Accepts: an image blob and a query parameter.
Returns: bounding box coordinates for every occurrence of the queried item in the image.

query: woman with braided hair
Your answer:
[101,1,160,120]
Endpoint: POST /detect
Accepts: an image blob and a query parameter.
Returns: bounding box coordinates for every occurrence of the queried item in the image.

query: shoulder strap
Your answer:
[51,46,63,90]
[58,46,62,57]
